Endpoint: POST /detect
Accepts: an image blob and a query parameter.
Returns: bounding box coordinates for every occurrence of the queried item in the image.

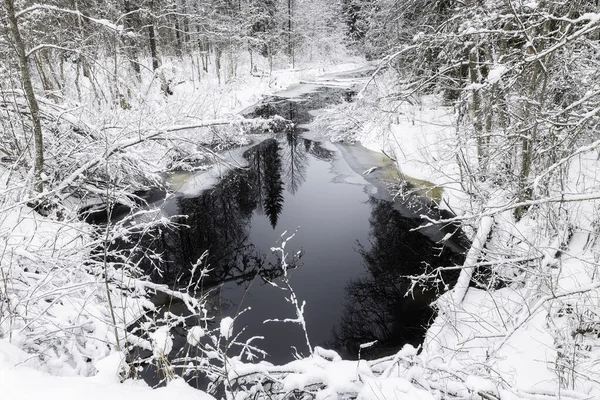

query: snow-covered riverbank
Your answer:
[3,56,600,400]
[312,68,600,398]
[0,61,368,398]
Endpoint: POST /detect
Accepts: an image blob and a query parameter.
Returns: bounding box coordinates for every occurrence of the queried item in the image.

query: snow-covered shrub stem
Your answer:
[102,163,121,352]
[264,230,313,357]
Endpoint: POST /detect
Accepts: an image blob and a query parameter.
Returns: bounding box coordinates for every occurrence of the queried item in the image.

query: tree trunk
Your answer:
[148,0,160,71]
[75,57,82,101]
[174,16,183,58]
[515,59,548,220]
[42,50,62,91]
[148,24,160,71]
[123,0,141,77]
[215,46,222,84]
[468,47,484,176]
[35,54,54,92]
[181,0,190,43]
[4,0,44,193]
[453,215,493,305]
[288,0,294,67]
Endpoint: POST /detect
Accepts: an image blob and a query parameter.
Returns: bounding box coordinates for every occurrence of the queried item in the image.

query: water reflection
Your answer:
[281,132,307,194]
[132,134,334,287]
[246,87,351,123]
[332,197,465,359]
[119,84,471,391]
[247,139,284,228]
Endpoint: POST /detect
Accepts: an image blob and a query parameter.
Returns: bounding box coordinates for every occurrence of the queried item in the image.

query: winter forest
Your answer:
[2,0,600,399]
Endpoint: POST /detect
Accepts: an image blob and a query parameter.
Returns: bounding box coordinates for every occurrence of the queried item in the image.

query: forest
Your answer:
[2,0,600,399]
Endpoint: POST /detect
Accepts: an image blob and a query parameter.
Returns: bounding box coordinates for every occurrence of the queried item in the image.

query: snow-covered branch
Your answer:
[533,138,600,190]
[357,45,418,97]
[525,13,600,63]
[16,4,125,34]
[452,215,493,304]
[26,44,79,58]
[419,192,600,228]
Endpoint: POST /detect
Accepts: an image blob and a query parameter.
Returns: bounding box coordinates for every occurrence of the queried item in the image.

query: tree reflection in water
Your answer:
[144,86,346,286]
[257,140,284,228]
[282,131,307,194]
[128,134,333,288]
[332,197,466,359]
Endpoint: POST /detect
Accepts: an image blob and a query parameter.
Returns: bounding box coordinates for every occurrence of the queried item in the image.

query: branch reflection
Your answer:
[332,197,466,359]
[125,133,330,287]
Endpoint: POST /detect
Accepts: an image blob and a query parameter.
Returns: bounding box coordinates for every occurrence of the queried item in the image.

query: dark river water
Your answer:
[124,78,466,385]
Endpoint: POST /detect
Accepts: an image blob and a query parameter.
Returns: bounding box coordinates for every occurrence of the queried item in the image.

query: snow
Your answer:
[187,326,205,347]
[4,20,600,397]
[0,357,214,400]
[229,352,377,397]
[355,93,467,213]
[220,317,235,340]
[357,377,435,400]
[314,346,342,362]
[0,202,145,376]
[359,340,378,350]
[495,311,556,391]
[149,326,173,358]
[580,12,600,23]
[93,352,127,384]
[306,59,600,399]
[173,142,255,196]
[0,339,40,369]
[0,338,213,400]
[464,375,497,394]
[487,65,507,84]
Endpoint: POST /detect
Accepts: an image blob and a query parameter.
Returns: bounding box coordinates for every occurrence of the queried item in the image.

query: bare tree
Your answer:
[4,0,44,193]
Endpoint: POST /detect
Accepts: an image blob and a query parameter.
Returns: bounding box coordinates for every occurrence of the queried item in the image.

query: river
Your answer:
[124,68,467,386]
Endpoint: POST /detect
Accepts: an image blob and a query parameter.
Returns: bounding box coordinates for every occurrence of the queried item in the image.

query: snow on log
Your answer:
[452,215,493,305]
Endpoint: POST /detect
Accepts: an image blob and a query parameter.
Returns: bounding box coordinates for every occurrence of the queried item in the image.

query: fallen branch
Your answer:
[453,216,494,304]
[417,192,600,229]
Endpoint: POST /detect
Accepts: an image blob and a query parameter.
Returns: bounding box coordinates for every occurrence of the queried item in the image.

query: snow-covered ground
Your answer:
[4,54,600,399]
[0,60,371,399]
[310,68,600,398]
[0,344,215,400]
